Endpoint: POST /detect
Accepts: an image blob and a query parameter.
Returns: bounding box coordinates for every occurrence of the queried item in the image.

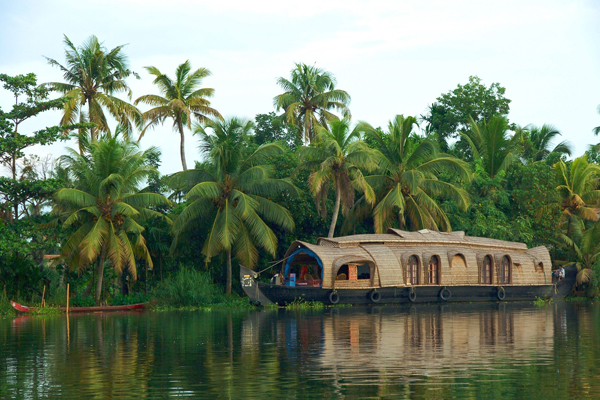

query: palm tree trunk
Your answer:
[226,248,232,295]
[177,120,188,171]
[328,179,341,238]
[88,98,96,142]
[94,246,107,305]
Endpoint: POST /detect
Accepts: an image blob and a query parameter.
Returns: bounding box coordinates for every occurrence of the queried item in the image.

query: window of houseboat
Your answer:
[408,255,419,285]
[337,263,372,281]
[481,255,492,284]
[500,256,511,284]
[427,256,440,284]
[536,262,544,273]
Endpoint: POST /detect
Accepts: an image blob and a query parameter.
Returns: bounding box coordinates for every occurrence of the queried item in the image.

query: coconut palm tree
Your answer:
[273,63,350,144]
[135,61,222,171]
[44,35,141,141]
[460,115,521,178]
[298,119,377,238]
[554,155,600,237]
[521,124,572,163]
[559,222,600,287]
[53,138,171,304]
[345,115,471,233]
[170,117,297,294]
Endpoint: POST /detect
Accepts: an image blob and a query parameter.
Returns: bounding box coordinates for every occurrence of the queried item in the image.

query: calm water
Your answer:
[1,302,599,399]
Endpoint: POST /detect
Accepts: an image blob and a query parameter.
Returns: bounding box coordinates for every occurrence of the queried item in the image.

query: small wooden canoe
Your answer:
[10,301,146,313]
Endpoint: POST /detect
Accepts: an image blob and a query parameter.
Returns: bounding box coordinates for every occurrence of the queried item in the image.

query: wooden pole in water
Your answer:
[66,284,70,314]
[42,285,46,308]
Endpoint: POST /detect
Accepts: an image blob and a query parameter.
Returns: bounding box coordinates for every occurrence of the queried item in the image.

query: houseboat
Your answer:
[240,229,575,305]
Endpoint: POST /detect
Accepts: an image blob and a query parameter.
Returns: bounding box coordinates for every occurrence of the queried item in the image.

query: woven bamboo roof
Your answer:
[316,228,528,251]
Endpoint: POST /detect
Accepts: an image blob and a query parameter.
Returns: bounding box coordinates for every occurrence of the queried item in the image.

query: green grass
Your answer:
[0,296,15,316]
[533,297,553,306]
[285,299,325,310]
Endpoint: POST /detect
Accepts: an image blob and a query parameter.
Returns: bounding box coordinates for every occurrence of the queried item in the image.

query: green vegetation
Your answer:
[533,297,553,306]
[2,35,600,309]
[285,298,326,310]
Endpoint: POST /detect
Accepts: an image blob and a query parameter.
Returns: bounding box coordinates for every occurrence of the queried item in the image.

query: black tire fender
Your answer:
[408,288,417,302]
[329,291,340,305]
[497,286,506,301]
[369,290,381,303]
[439,287,451,301]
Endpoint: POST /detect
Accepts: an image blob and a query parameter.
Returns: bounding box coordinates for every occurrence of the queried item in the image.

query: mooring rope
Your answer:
[254,255,293,276]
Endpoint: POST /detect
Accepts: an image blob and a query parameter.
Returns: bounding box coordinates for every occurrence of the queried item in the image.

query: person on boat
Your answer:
[558,266,565,281]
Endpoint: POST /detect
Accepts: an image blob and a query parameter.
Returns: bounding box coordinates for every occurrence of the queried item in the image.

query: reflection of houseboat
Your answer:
[241,229,575,305]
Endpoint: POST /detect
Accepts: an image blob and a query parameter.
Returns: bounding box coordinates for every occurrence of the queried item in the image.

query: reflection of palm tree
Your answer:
[460,115,521,178]
[170,117,296,293]
[521,124,572,162]
[298,119,377,238]
[45,35,141,141]
[346,115,470,233]
[135,61,222,171]
[54,138,171,304]
[274,63,350,144]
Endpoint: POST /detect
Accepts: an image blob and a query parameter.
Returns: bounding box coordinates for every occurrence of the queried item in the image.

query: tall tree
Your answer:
[520,123,572,163]
[135,60,222,171]
[298,119,377,238]
[345,115,471,233]
[273,63,350,144]
[421,75,511,149]
[460,115,521,179]
[170,117,296,293]
[53,138,170,304]
[44,35,141,141]
[0,73,81,221]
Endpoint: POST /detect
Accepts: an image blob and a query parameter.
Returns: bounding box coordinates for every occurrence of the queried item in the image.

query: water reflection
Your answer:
[1,302,600,398]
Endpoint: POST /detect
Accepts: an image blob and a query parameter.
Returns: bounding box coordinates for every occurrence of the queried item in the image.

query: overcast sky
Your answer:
[1,0,599,175]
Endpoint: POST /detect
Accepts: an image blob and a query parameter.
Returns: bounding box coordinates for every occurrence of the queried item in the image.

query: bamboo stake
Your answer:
[66,284,70,314]
[41,285,46,308]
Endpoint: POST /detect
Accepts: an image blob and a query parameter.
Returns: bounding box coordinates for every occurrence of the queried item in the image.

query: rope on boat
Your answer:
[254,255,293,276]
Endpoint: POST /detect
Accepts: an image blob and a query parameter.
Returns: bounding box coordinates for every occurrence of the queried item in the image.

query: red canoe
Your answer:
[10,301,146,313]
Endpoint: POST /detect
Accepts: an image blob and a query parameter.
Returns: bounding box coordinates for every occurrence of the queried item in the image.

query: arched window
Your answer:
[408,255,419,285]
[535,262,544,273]
[481,255,492,284]
[427,256,440,284]
[500,256,511,284]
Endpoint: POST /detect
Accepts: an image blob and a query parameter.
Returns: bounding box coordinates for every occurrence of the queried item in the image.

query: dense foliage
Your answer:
[1,35,600,311]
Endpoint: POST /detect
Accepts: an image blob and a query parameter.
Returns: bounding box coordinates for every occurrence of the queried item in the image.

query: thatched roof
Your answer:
[316,228,528,251]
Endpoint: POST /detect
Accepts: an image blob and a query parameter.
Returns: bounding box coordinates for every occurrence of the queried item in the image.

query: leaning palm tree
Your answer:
[554,155,600,237]
[274,63,351,144]
[170,117,297,294]
[521,124,572,163]
[460,115,521,179]
[298,119,377,238]
[135,60,222,171]
[44,35,141,141]
[53,138,171,304]
[344,115,471,233]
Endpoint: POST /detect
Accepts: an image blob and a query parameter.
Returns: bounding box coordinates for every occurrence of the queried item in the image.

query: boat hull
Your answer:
[257,283,557,306]
[10,301,146,313]
[240,265,575,306]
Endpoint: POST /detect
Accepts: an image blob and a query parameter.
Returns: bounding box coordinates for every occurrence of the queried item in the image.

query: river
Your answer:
[1,302,599,399]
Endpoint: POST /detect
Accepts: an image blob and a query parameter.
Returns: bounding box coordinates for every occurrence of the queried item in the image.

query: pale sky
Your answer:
[1,0,599,175]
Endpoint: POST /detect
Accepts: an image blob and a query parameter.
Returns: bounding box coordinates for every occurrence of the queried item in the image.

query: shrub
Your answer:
[153,267,225,307]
